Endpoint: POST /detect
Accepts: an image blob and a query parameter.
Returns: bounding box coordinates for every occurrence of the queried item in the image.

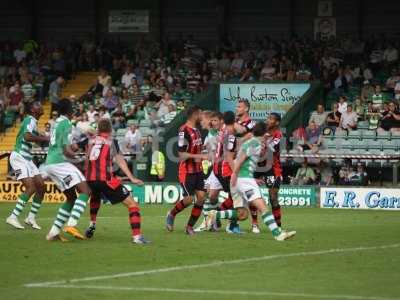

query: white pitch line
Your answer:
[24,243,400,288]
[26,284,400,300]
[37,216,165,221]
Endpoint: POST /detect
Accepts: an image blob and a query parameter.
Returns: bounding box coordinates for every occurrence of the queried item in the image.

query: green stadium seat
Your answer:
[361,130,376,140]
[333,130,347,140]
[376,130,391,141]
[324,138,337,150]
[382,140,397,151]
[367,140,382,151]
[116,128,127,136]
[391,131,400,140]
[348,130,361,140]
[139,119,152,127]
[357,121,369,130]
[127,119,139,126]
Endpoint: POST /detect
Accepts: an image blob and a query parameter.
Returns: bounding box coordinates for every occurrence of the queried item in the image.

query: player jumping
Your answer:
[42,98,91,241]
[207,122,296,241]
[6,102,50,230]
[165,105,208,235]
[84,119,150,244]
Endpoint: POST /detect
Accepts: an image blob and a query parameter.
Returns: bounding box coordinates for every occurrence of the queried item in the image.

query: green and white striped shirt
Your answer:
[14,115,38,161]
[238,137,263,178]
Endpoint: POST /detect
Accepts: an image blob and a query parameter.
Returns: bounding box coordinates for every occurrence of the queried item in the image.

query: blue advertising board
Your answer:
[219,83,310,120]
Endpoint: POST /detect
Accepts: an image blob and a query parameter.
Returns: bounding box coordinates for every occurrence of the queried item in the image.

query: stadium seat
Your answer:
[357,121,369,130]
[348,130,361,140]
[333,130,347,140]
[383,140,398,151]
[127,119,139,126]
[361,130,376,140]
[139,119,152,127]
[367,140,382,151]
[391,131,400,140]
[376,130,391,141]
[116,128,127,137]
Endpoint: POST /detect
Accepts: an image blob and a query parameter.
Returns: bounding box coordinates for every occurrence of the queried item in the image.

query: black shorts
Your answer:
[88,181,131,205]
[254,170,282,189]
[180,173,206,197]
[216,174,230,193]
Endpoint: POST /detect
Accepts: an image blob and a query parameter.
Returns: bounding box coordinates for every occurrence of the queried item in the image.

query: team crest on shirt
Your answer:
[63,175,72,187]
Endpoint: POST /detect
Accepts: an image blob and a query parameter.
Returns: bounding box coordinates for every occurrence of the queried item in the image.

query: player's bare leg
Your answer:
[185,190,206,235]
[269,187,282,227]
[166,195,193,232]
[85,195,101,239]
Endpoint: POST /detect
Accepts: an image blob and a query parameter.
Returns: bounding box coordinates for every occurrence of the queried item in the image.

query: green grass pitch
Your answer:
[0,203,399,300]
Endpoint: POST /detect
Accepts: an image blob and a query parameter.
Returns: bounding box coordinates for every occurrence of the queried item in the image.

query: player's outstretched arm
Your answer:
[24,132,50,144]
[115,154,144,185]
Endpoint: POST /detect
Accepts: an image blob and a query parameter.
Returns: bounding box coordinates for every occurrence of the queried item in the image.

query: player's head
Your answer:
[236,99,250,117]
[26,101,43,119]
[253,121,267,137]
[223,111,236,126]
[186,105,202,124]
[200,110,213,130]
[267,112,281,129]
[210,112,223,130]
[98,118,112,134]
[58,98,74,118]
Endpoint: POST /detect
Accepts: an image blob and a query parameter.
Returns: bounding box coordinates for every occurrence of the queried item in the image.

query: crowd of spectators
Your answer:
[1,34,400,185]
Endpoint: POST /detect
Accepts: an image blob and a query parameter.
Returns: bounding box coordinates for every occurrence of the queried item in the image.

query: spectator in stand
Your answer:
[124,123,142,153]
[86,105,98,123]
[394,80,400,101]
[128,84,144,106]
[98,68,111,88]
[383,44,399,66]
[7,82,24,118]
[121,65,136,89]
[44,122,51,137]
[315,161,333,186]
[386,69,400,91]
[353,96,364,119]
[76,112,92,134]
[326,103,341,130]
[218,52,231,73]
[298,121,322,152]
[157,104,177,126]
[49,76,64,113]
[48,111,59,130]
[337,96,348,114]
[291,159,316,185]
[102,78,116,97]
[102,88,119,112]
[347,163,368,186]
[371,84,387,110]
[155,92,175,118]
[339,105,358,131]
[309,104,328,128]
[111,104,126,130]
[21,78,35,103]
[361,80,374,103]
[231,52,244,71]
[379,101,400,133]
[260,61,276,80]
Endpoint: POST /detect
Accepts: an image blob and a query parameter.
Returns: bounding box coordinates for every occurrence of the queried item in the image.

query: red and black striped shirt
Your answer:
[236,116,255,136]
[213,125,237,177]
[85,133,121,182]
[178,124,203,181]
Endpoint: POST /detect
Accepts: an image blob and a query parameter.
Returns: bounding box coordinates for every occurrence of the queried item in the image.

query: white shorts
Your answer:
[40,162,86,192]
[9,151,40,180]
[204,171,223,190]
[231,177,263,208]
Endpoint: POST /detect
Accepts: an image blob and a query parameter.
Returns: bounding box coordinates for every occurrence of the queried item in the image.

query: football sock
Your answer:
[11,193,30,217]
[90,197,101,224]
[272,207,282,227]
[262,212,281,237]
[49,201,74,236]
[129,207,141,238]
[216,209,238,221]
[170,199,189,217]
[67,193,90,227]
[202,199,218,217]
[250,207,258,225]
[220,197,233,210]
[27,195,42,219]
[187,204,203,228]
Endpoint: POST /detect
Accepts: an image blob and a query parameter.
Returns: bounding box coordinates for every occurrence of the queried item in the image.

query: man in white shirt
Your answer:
[86,105,98,123]
[340,105,358,130]
[124,124,142,153]
[308,104,328,128]
[121,66,136,89]
[337,96,348,114]
[383,45,399,63]
[155,92,176,118]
